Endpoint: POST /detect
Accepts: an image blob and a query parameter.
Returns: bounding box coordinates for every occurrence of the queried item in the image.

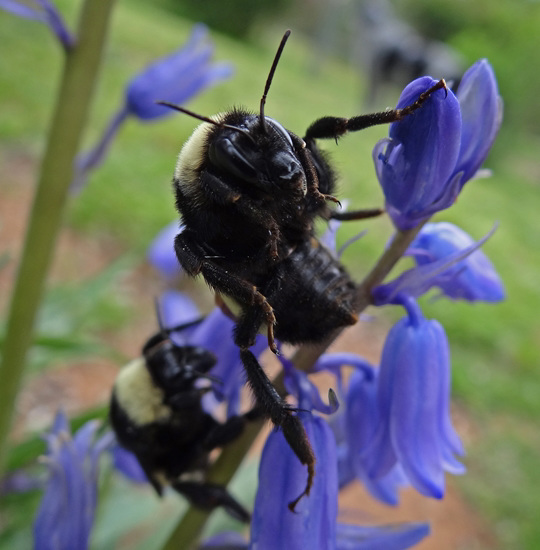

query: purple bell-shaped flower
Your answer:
[374,60,502,230]
[361,295,465,498]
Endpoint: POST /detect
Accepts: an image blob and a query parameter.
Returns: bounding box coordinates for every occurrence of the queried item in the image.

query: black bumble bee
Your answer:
[159,30,446,509]
[110,321,255,522]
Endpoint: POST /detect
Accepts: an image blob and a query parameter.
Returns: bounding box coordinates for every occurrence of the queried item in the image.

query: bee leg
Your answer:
[199,171,242,204]
[172,480,251,523]
[174,231,277,348]
[239,348,315,511]
[202,414,248,450]
[289,132,339,207]
[329,207,384,221]
[304,79,447,141]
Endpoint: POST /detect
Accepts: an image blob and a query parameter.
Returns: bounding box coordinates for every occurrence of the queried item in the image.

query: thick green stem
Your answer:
[161,222,426,549]
[0,0,116,474]
[162,419,264,550]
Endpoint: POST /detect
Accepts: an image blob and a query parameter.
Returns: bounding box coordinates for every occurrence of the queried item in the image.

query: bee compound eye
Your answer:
[209,135,259,183]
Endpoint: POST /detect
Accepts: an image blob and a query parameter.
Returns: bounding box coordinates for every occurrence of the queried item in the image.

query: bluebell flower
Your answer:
[361,295,465,499]
[72,24,233,191]
[0,0,74,49]
[147,221,183,280]
[374,60,502,230]
[302,352,405,503]
[373,223,504,304]
[125,24,233,120]
[406,222,505,301]
[453,60,503,186]
[33,411,113,550]
[251,412,339,550]
[344,366,406,505]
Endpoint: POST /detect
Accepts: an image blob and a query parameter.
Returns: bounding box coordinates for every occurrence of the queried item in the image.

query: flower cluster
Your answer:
[358,60,504,501]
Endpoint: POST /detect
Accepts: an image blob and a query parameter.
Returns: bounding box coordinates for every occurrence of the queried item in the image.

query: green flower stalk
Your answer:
[0,0,116,474]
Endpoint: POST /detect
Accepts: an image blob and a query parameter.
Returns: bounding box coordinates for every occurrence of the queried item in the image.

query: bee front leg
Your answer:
[175,230,277,351]
[303,79,447,141]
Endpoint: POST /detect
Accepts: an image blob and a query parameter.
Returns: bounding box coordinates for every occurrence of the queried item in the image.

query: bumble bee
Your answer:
[159,30,446,509]
[109,318,255,522]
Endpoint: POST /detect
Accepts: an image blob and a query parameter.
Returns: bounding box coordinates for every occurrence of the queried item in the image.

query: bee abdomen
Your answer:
[271,239,358,343]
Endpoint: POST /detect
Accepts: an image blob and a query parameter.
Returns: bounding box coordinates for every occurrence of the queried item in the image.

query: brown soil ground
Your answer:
[0,156,497,549]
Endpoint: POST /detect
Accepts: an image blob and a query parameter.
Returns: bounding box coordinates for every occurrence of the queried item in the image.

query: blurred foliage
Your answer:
[147,0,293,39]
[0,257,132,371]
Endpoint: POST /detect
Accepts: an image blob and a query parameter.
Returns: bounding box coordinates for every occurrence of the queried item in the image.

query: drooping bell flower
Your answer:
[406,222,505,301]
[374,60,502,230]
[33,411,113,550]
[0,0,74,49]
[372,223,504,304]
[373,77,461,230]
[344,366,406,505]
[124,24,232,120]
[361,294,465,498]
[72,24,233,191]
[250,411,339,550]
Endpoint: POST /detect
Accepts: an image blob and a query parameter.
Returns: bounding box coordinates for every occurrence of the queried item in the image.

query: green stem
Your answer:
[161,222,426,549]
[162,419,264,550]
[0,0,116,474]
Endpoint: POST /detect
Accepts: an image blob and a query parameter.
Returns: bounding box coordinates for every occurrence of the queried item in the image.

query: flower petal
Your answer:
[375,77,462,229]
[455,59,503,185]
[388,317,446,498]
[125,24,233,120]
[250,414,338,550]
[336,522,430,550]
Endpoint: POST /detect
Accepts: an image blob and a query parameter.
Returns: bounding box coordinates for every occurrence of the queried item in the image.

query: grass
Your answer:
[1,0,539,547]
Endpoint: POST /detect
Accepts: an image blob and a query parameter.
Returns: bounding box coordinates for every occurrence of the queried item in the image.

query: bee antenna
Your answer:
[259,29,291,133]
[153,296,166,334]
[157,101,257,144]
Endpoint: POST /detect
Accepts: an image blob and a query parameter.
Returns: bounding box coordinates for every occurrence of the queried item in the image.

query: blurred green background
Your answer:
[1,0,539,548]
